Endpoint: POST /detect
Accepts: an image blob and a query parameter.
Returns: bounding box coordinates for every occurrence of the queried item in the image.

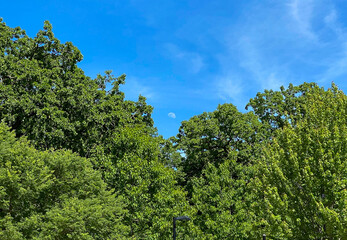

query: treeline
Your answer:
[0,19,346,239]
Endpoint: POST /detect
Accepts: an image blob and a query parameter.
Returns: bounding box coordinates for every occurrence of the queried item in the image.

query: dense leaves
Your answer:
[0,19,153,157]
[191,160,257,239]
[0,19,189,239]
[92,125,192,239]
[174,104,266,239]
[256,85,347,239]
[176,103,265,181]
[0,123,128,239]
[246,82,321,130]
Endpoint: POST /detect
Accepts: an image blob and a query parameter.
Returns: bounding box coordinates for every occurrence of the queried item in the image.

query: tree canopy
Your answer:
[0,19,153,157]
[1,18,347,239]
[0,18,192,239]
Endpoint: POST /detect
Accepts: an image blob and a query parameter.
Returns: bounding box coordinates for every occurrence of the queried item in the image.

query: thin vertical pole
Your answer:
[263,234,266,240]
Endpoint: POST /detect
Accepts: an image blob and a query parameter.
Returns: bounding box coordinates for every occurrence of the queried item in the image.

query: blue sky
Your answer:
[2,0,347,138]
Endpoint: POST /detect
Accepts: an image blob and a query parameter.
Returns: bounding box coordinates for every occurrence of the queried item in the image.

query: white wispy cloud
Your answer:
[217,76,243,101]
[164,43,205,73]
[121,76,155,101]
[119,0,347,115]
[168,112,176,119]
[264,73,285,91]
[319,7,347,83]
[213,0,347,97]
[286,0,347,84]
[237,36,285,91]
[287,0,317,40]
[208,2,292,102]
[324,8,338,30]
[320,54,347,85]
[190,55,205,74]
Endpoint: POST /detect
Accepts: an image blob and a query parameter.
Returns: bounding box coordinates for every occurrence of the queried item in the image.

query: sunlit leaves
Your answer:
[0,123,129,239]
[258,85,347,239]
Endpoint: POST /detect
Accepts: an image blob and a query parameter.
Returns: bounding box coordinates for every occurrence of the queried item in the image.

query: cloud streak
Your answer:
[121,76,155,101]
[214,75,249,108]
[164,43,205,74]
[211,0,347,100]
[217,76,243,101]
[119,0,347,127]
[287,0,317,40]
[319,7,347,83]
[237,36,285,91]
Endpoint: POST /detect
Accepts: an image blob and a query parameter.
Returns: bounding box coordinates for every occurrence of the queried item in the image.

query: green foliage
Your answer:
[36,196,128,240]
[92,125,192,239]
[2,18,347,239]
[0,19,190,239]
[175,103,266,239]
[0,19,153,157]
[191,159,258,239]
[256,84,347,239]
[246,82,320,130]
[0,123,128,239]
[176,103,265,181]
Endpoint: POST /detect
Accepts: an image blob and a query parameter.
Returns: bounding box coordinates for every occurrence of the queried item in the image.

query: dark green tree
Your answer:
[0,18,153,157]
[174,103,267,239]
[0,19,191,239]
[246,82,320,131]
[176,103,265,181]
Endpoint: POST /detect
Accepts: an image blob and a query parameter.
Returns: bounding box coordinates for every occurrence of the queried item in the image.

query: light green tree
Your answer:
[255,84,347,239]
[0,123,129,239]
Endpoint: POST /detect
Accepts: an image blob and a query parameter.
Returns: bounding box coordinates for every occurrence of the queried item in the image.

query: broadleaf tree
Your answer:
[174,103,267,239]
[0,123,129,239]
[255,84,347,239]
[0,19,191,239]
